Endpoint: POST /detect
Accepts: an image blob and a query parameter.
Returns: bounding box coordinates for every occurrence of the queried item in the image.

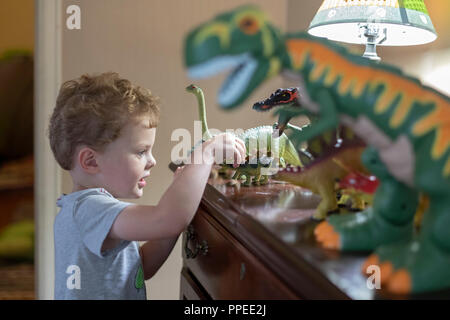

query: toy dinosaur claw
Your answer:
[386,269,411,294]
[271,123,285,138]
[271,122,281,137]
[277,123,286,135]
[361,254,379,274]
[362,254,394,286]
[314,221,340,249]
[379,262,395,285]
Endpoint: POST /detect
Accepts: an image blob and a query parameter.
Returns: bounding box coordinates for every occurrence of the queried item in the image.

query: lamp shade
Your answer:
[308,0,437,46]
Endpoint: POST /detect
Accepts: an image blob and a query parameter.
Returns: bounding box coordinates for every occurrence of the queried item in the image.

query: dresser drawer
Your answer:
[180,267,210,300]
[183,208,299,299]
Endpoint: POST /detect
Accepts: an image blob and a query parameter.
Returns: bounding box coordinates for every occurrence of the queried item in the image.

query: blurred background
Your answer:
[0,0,34,299]
[0,0,448,299]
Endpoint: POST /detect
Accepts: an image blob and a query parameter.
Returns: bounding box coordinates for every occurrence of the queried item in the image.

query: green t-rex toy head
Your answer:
[184,5,285,110]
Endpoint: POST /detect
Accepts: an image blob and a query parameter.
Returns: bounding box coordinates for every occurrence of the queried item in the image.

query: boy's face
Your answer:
[96,117,157,199]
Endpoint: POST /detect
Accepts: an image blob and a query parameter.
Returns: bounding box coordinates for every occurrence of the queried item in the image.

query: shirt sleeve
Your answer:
[72,189,132,258]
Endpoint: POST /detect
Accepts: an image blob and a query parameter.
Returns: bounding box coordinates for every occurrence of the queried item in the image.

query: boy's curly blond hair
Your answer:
[48,72,160,170]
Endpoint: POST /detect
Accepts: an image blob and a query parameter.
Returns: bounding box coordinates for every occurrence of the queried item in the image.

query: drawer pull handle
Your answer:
[184,225,209,259]
[240,263,246,281]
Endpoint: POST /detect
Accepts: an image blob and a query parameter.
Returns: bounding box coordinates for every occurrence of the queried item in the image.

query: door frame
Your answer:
[34,0,62,300]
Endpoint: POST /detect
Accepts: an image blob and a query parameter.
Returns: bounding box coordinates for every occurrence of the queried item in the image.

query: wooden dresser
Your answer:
[177,169,450,300]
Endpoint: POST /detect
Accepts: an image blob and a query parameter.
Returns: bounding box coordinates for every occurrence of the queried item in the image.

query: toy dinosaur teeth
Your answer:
[218,56,258,108]
[187,54,250,79]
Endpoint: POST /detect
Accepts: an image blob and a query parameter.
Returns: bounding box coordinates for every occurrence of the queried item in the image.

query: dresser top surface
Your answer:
[203,175,450,300]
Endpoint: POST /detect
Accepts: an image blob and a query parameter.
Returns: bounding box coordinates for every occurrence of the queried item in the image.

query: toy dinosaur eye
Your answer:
[239,16,259,35]
[281,93,291,100]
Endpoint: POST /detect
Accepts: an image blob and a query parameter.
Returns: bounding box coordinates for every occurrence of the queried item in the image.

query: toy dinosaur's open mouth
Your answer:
[187,53,257,108]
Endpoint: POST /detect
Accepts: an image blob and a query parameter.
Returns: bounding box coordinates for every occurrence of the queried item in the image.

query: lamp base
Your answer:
[359,24,386,62]
[362,43,381,62]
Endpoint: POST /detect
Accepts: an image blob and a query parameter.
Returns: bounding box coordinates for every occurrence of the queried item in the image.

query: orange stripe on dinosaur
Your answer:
[324,67,339,86]
[373,83,398,113]
[370,70,428,128]
[287,39,373,100]
[413,96,450,160]
[309,62,327,82]
[286,40,309,70]
[445,158,450,177]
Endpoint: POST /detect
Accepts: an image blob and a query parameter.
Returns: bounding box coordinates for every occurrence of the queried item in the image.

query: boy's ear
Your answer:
[78,147,99,173]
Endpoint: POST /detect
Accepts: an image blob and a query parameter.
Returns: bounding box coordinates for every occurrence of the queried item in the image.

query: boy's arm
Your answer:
[138,165,199,280]
[137,160,212,280]
[108,133,245,242]
[109,152,214,241]
[138,161,191,280]
[108,134,245,279]
[139,237,179,280]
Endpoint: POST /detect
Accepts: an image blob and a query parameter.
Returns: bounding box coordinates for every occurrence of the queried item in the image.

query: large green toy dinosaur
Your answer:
[185,84,301,186]
[253,87,369,220]
[185,5,450,295]
[270,33,449,295]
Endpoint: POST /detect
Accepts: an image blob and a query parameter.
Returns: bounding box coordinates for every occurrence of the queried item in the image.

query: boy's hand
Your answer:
[203,133,246,168]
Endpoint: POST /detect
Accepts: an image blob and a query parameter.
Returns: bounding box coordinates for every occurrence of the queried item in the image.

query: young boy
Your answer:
[48,72,246,299]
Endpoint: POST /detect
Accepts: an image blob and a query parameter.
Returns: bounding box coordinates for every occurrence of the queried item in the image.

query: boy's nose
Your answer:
[146,157,156,169]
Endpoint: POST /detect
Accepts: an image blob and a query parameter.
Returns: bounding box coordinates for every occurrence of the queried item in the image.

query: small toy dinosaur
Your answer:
[185,84,302,186]
[272,32,450,295]
[253,87,368,220]
[336,169,379,210]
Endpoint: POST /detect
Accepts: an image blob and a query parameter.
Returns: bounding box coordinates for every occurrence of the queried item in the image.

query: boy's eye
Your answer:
[137,145,152,157]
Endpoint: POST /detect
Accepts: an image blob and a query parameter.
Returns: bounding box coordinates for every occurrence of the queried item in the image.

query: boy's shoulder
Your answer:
[56,188,114,208]
[54,187,133,257]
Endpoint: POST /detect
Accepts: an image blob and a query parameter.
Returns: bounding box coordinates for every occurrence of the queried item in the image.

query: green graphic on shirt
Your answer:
[135,265,144,289]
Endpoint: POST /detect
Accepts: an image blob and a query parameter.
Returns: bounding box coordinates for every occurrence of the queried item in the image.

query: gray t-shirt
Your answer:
[54,188,146,300]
